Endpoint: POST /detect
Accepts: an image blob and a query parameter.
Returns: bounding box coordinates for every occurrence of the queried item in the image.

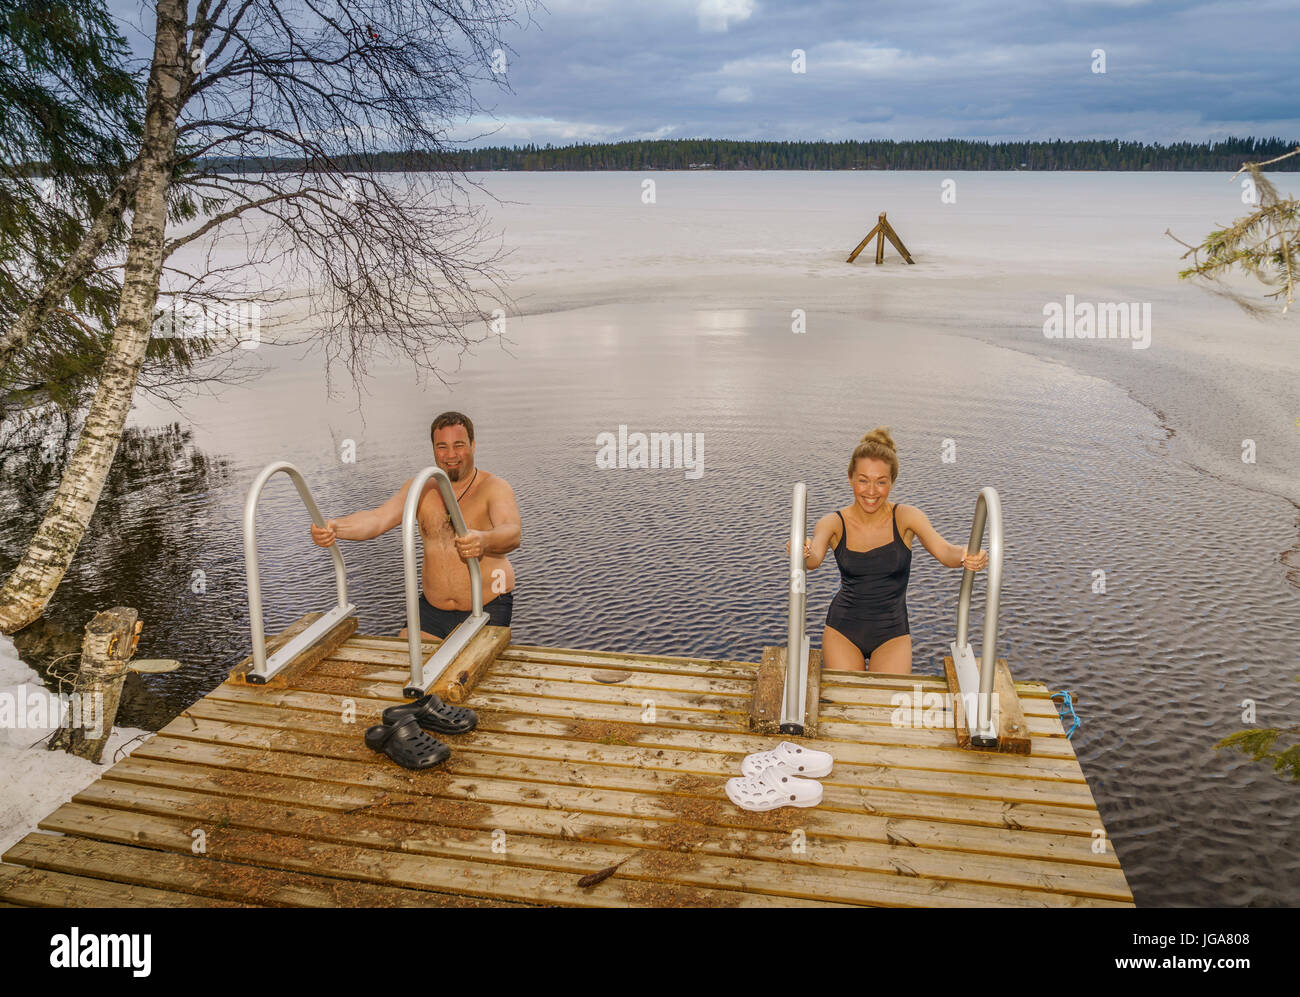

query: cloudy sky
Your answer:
[106,0,1299,146]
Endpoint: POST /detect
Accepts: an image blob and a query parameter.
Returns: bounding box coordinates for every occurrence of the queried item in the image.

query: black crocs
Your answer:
[382,693,478,735]
[364,715,451,770]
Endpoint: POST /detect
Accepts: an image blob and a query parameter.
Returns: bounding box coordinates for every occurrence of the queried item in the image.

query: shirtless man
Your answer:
[309,411,520,638]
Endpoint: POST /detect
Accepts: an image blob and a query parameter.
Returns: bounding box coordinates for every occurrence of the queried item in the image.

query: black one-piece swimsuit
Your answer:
[825,504,912,659]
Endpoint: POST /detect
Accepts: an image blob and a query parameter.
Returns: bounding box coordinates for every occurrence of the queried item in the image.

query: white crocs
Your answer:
[725,767,824,812]
[741,741,833,779]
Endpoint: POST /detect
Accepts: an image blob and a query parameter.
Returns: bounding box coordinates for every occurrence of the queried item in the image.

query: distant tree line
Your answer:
[194,137,1300,174]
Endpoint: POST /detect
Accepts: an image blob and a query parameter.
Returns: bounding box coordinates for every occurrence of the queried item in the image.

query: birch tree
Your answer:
[0,0,533,632]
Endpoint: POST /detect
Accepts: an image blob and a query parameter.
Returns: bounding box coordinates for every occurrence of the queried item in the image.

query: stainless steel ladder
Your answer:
[242,461,356,683]
[401,465,488,697]
[948,486,1005,747]
[781,482,812,734]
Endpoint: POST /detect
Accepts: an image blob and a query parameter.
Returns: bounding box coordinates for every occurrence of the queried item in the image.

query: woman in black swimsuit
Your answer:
[796,427,988,674]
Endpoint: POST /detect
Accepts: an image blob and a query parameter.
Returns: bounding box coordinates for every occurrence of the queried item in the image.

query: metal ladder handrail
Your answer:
[780,482,811,734]
[949,486,1005,746]
[243,461,355,683]
[403,465,487,697]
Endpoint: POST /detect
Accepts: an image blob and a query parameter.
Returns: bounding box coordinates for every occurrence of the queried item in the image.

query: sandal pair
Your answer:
[725,741,835,812]
[363,694,476,771]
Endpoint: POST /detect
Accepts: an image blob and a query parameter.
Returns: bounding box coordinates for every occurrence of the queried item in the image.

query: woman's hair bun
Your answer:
[849,426,900,481]
[859,426,896,452]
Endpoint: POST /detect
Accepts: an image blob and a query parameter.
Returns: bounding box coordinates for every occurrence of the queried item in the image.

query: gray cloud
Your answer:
[102,0,1299,146]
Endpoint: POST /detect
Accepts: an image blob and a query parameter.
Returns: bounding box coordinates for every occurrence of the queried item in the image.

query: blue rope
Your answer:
[1050,691,1080,739]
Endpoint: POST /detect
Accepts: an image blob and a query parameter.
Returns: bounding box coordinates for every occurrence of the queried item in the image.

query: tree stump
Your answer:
[49,607,139,763]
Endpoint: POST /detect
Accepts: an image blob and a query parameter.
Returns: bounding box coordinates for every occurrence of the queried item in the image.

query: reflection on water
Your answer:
[1,305,1297,907]
[1,424,237,721]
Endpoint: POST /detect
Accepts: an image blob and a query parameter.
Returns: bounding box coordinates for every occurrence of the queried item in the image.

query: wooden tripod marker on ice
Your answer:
[847,212,915,264]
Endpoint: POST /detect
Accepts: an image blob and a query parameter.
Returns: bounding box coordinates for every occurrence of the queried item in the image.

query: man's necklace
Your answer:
[446,468,478,522]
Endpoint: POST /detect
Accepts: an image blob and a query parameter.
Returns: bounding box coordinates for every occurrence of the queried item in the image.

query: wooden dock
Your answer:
[0,628,1133,907]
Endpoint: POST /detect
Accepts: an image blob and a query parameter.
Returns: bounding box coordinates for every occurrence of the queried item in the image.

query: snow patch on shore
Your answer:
[0,632,152,858]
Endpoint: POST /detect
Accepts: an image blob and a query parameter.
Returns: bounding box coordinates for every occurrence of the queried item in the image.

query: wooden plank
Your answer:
[345,635,440,654]
[805,648,823,738]
[499,645,760,676]
[68,776,1130,904]
[432,625,510,703]
[324,661,757,708]
[944,657,1032,754]
[465,690,1073,775]
[749,646,784,733]
[0,859,249,907]
[818,699,1064,734]
[324,656,760,698]
[818,678,1061,717]
[200,684,1091,788]
[290,670,754,727]
[328,644,436,668]
[39,801,844,908]
[167,709,1102,833]
[356,641,1056,711]
[113,741,1121,870]
[846,223,881,264]
[148,716,1106,839]
[292,681,751,733]
[1,832,515,908]
[135,725,1095,834]
[817,710,1066,744]
[148,710,1106,834]
[277,658,1075,751]
[332,643,758,683]
[228,611,358,686]
[463,673,748,713]
[881,217,915,263]
[397,653,1068,738]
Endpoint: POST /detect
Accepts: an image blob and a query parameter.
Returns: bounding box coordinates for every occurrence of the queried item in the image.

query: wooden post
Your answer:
[881,216,915,263]
[748,646,785,734]
[49,607,139,764]
[751,645,823,737]
[432,625,511,704]
[942,656,1032,755]
[874,212,886,264]
[845,223,881,263]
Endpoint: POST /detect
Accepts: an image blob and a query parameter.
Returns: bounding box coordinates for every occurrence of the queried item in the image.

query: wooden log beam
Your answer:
[881,218,915,263]
[227,610,357,687]
[49,607,138,764]
[803,647,823,738]
[874,212,886,264]
[432,625,511,704]
[748,646,784,733]
[751,646,823,737]
[943,656,1032,755]
[846,223,880,263]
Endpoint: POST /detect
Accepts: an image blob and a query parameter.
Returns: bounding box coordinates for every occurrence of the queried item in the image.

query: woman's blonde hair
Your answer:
[848,426,899,481]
